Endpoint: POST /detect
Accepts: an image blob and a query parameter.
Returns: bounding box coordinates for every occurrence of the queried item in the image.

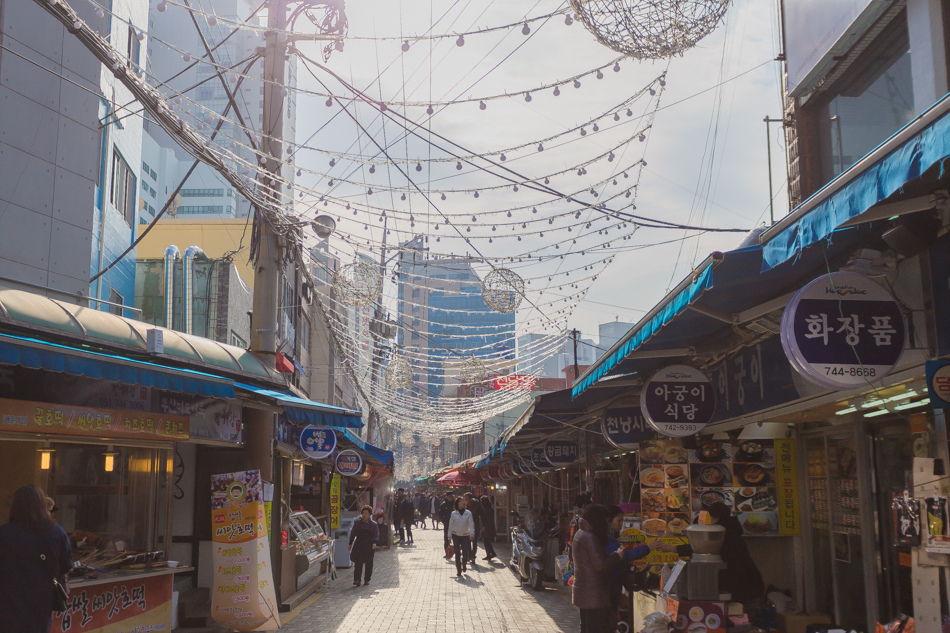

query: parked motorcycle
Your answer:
[510,515,546,591]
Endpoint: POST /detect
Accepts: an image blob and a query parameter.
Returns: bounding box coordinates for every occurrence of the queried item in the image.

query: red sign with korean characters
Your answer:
[927,360,950,408]
[0,397,189,440]
[51,572,173,633]
[492,375,536,391]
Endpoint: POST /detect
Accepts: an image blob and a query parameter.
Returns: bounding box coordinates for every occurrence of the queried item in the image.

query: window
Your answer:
[229,331,247,348]
[142,161,151,173]
[150,168,157,180]
[299,317,310,352]
[180,188,226,197]
[178,205,225,215]
[110,148,136,225]
[109,288,124,316]
[126,24,141,68]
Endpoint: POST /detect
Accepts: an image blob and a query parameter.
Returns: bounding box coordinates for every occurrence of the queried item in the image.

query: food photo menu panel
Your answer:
[639,439,690,538]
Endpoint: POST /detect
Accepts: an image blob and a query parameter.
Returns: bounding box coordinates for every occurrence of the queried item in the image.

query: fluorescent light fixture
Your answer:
[836,406,859,416]
[861,398,885,408]
[863,409,890,418]
[894,399,930,411]
[886,391,917,403]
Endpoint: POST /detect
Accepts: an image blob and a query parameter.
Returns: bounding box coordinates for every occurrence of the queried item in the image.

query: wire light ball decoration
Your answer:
[481,268,526,314]
[568,0,730,59]
[333,261,382,306]
[386,356,412,390]
[458,356,488,385]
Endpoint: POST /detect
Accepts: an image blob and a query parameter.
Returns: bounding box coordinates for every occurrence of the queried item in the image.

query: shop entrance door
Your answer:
[871,421,916,622]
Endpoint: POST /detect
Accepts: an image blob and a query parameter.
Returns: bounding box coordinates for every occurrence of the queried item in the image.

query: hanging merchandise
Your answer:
[641,365,716,437]
[569,0,730,59]
[925,496,950,553]
[892,491,921,547]
[781,272,906,390]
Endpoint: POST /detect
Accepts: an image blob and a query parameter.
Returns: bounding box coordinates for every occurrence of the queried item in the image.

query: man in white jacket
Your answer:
[447,497,475,577]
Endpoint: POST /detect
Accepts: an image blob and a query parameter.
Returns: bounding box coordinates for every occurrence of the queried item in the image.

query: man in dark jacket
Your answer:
[464,492,481,563]
[439,492,456,550]
[394,488,415,545]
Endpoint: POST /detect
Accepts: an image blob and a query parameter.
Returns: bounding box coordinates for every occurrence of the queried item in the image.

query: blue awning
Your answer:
[339,427,394,467]
[234,382,362,429]
[0,332,235,398]
[761,91,950,271]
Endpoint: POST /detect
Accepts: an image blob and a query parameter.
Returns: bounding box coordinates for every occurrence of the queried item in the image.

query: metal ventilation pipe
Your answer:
[164,245,180,328]
[183,245,209,335]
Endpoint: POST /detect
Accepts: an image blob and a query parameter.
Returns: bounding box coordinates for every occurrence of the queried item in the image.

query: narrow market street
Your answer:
[280,525,579,633]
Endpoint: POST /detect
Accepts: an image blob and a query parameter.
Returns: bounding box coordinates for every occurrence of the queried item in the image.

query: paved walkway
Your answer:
[281,523,579,633]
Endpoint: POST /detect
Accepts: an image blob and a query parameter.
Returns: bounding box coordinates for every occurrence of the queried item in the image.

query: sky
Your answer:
[288,0,787,349]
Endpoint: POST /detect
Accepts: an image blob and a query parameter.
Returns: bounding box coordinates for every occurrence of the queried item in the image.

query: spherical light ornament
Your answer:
[458,356,487,384]
[333,261,382,307]
[157,1,167,11]
[386,356,412,389]
[569,0,730,59]
[482,268,525,314]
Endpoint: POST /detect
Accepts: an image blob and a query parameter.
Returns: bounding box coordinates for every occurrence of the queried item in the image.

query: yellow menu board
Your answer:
[618,527,686,571]
[330,474,341,529]
[211,470,280,631]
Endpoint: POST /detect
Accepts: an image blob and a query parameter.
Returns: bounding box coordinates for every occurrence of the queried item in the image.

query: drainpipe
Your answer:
[183,245,208,335]
[163,245,180,328]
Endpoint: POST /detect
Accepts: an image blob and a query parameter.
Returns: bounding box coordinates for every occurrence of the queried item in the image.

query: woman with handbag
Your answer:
[0,484,72,633]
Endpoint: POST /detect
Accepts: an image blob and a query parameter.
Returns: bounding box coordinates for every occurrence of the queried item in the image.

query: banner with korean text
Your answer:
[775,439,801,535]
[211,470,280,631]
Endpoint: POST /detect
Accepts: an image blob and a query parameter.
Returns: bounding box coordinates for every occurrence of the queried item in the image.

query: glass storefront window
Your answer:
[817,16,914,184]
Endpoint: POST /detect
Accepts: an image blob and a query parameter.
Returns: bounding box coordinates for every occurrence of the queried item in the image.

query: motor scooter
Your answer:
[509,514,546,591]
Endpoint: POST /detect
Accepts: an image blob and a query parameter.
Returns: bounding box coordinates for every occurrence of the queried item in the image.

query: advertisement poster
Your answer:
[330,474,341,529]
[639,438,691,540]
[211,470,280,631]
[51,573,172,633]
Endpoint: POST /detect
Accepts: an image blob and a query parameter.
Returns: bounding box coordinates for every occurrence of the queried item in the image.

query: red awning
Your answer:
[436,470,477,485]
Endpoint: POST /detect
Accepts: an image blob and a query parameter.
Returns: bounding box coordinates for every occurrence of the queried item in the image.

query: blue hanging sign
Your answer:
[336,450,363,477]
[781,272,905,390]
[531,447,551,470]
[299,425,336,459]
[601,406,654,449]
[641,365,716,437]
[927,360,950,408]
[544,439,579,466]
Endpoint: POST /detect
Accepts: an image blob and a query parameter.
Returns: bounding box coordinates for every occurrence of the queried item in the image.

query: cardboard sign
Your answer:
[211,470,280,631]
[51,573,172,633]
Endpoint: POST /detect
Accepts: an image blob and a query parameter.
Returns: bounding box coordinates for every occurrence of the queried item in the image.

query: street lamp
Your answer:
[312,215,336,239]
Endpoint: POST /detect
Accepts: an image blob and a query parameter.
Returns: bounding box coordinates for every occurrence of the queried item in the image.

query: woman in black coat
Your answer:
[0,485,72,633]
[479,496,498,561]
[348,505,379,586]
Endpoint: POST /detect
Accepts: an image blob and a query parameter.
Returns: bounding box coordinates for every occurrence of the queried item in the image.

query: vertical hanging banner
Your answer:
[774,439,801,535]
[330,473,341,529]
[211,470,280,631]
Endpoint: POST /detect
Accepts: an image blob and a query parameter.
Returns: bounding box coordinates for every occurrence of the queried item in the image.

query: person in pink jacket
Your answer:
[571,504,623,633]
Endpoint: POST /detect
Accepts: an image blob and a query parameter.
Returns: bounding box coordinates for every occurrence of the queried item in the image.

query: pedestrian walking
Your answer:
[348,505,379,586]
[430,495,440,529]
[448,496,475,577]
[479,496,498,561]
[417,492,430,529]
[0,484,72,633]
[571,504,623,633]
[394,488,415,545]
[463,492,481,563]
[439,491,456,550]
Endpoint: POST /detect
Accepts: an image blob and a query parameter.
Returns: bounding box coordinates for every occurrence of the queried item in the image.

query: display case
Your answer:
[287,510,332,564]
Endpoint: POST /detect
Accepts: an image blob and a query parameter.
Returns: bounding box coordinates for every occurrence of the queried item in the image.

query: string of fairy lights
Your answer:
[38,0,734,439]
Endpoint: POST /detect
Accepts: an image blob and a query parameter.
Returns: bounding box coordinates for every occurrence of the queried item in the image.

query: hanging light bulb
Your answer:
[592,123,599,132]
[544,178,550,185]
[608,152,615,162]
[456,34,465,47]
[532,207,538,213]
[369,165,376,174]
[367,188,373,195]
[95,7,104,18]
[507,211,512,217]
[400,194,406,201]
[574,79,581,89]
[328,180,334,186]
[553,86,560,96]
[415,163,422,172]
[564,14,573,25]
[402,40,410,52]
[230,140,237,149]
[473,191,479,198]
[329,158,336,167]
[207,15,217,26]
[326,97,333,107]
[659,77,667,87]
[479,101,487,110]
[471,215,477,222]
[626,109,633,117]
[522,23,530,35]
[537,143,543,152]
[441,193,446,201]
[296,169,302,176]
[182,53,191,62]
[426,105,434,115]
[513,185,518,192]
[649,88,656,96]
[613,62,621,73]
[456,161,462,170]
[524,92,532,103]
[280,86,288,97]
[639,133,646,142]
[157,1,167,11]
[596,70,603,80]
[500,153,506,161]
[580,128,587,136]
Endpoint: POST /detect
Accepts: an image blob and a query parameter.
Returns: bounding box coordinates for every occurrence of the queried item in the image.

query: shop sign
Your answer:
[601,407,653,449]
[530,447,550,469]
[640,365,716,437]
[329,474,341,529]
[709,338,800,422]
[299,425,337,459]
[0,397,189,441]
[492,375,536,390]
[927,360,950,407]
[781,272,905,390]
[336,450,363,477]
[210,470,280,631]
[159,394,242,444]
[775,439,801,536]
[51,572,173,633]
[544,439,579,466]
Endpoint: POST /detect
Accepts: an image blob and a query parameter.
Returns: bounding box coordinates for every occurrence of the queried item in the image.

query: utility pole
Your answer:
[365,214,389,444]
[251,0,288,356]
[764,116,784,225]
[571,328,580,384]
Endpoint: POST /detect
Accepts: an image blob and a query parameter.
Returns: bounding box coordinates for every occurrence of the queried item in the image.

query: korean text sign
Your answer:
[336,450,363,476]
[601,406,654,449]
[544,439,579,466]
[0,397,189,440]
[775,439,801,535]
[299,425,336,459]
[641,365,716,437]
[52,573,172,633]
[781,272,905,390]
[211,470,280,631]
[330,474,341,529]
